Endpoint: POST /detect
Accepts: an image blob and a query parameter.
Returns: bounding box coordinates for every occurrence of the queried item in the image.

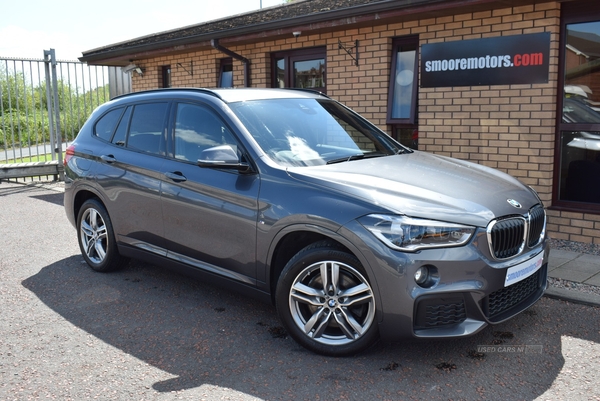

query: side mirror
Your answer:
[197,145,253,173]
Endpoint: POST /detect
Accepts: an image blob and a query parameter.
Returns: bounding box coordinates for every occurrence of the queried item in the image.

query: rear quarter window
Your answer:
[94,108,124,141]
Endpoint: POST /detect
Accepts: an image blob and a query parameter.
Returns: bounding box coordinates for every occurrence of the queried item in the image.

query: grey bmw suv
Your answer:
[64,88,548,356]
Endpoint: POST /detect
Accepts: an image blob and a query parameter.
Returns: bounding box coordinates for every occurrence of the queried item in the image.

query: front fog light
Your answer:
[414,265,439,288]
[415,266,429,284]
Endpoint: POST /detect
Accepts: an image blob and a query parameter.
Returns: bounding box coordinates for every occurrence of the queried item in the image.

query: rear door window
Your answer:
[126,103,169,155]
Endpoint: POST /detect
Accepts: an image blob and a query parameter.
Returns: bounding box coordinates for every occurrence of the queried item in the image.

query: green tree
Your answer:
[1,65,110,149]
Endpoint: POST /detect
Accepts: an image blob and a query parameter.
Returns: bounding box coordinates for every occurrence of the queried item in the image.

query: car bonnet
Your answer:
[285,151,540,228]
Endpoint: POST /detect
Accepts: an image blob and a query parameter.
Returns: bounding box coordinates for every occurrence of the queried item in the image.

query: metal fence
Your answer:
[0,49,131,181]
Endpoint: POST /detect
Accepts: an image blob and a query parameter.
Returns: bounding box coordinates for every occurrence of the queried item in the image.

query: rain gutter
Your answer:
[211,39,251,87]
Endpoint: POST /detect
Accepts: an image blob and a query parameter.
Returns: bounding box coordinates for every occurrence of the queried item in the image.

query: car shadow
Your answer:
[0,182,63,206]
[22,256,600,400]
[30,192,64,206]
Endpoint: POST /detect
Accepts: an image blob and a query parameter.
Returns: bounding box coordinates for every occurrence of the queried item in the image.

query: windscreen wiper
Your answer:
[326,152,387,165]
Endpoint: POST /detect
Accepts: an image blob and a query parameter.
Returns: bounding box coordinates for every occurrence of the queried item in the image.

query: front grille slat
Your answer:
[489,217,525,259]
[528,205,546,248]
[487,204,546,260]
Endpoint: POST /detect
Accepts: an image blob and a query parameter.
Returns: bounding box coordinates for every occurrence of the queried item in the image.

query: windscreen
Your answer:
[229,98,405,167]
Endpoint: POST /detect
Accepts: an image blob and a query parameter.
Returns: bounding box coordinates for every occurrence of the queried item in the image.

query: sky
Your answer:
[0,0,286,61]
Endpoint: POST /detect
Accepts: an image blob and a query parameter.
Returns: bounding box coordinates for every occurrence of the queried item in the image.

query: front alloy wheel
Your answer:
[277,242,378,356]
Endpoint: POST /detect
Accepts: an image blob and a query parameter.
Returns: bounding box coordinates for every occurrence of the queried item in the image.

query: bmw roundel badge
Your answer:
[507,199,522,208]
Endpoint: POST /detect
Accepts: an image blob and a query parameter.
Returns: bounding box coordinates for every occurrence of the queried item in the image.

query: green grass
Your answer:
[2,154,53,164]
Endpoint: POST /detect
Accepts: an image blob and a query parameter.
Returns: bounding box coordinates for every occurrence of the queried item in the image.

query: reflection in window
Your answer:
[557,19,600,206]
[276,58,285,88]
[161,66,171,88]
[391,50,416,119]
[388,36,419,149]
[394,127,419,150]
[174,103,236,162]
[127,103,169,155]
[271,48,326,92]
[560,131,600,203]
[563,22,600,123]
[229,99,401,168]
[94,108,124,141]
[294,59,325,89]
[219,58,233,88]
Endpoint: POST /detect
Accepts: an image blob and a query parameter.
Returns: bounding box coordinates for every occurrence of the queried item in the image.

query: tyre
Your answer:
[276,241,378,356]
[77,198,129,272]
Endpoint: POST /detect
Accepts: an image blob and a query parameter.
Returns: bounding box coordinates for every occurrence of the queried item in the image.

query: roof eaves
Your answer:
[80,0,449,64]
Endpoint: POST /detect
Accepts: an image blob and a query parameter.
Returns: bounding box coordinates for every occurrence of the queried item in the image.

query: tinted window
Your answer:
[173,103,237,162]
[272,48,326,92]
[111,106,132,146]
[556,18,600,207]
[230,99,402,167]
[94,108,124,141]
[126,103,169,155]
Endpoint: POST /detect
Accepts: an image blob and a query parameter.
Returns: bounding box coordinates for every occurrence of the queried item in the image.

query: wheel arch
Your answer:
[267,225,381,312]
[72,187,104,225]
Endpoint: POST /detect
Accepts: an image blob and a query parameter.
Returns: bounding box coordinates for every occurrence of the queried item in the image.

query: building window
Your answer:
[161,66,171,88]
[272,47,326,92]
[219,58,233,87]
[555,1,600,210]
[387,36,419,149]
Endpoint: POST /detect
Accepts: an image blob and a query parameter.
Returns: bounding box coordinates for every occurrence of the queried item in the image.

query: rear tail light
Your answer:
[64,144,75,166]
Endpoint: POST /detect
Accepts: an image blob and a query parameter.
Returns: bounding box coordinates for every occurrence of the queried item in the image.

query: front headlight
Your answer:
[359,214,475,252]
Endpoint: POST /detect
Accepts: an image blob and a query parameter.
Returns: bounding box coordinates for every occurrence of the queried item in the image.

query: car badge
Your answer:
[507,199,522,208]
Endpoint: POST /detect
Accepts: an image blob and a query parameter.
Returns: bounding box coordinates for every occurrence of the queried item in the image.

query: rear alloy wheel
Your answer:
[77,199,128,272]
[276,242,378,356]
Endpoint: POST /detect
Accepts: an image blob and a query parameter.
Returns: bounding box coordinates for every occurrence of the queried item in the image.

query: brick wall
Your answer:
[129,2,598,243]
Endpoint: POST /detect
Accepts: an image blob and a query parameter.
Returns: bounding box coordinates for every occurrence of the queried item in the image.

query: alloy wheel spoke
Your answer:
[339,283,373,307]
[84,237,96,258]
[81,220,95,238]
[303,306,328,336]
[95,240,106,261]
[89,209,98,230]
[291,282,325,307]
[96,224,107,241]
[319,262,330,293]
[337,307,365,336]
[333,309,357,339]
[330,262,340,294]
[310,309,332,339]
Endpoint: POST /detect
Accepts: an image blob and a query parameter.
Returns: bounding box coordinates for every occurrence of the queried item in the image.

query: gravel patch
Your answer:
[548,238,600,298]
[550,238,600,256]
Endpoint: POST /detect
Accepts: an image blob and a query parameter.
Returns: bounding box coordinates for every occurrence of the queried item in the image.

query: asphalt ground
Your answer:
[1,181,599,401]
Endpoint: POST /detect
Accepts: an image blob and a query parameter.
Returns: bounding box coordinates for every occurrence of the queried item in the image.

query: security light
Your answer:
[121,63,138,74]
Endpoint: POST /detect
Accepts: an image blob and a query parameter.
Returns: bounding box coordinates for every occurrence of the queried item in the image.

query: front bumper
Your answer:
[412,262,547,338]
[338,222,550,342]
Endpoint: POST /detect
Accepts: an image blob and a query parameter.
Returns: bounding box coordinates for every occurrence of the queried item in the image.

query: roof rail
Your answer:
[112,87,223,101]
[284,88,331,99]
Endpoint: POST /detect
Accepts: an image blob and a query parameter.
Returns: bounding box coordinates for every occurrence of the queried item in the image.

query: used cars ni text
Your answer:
[64,88,548,356]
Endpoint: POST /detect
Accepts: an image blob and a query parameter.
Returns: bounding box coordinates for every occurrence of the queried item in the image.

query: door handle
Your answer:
[100,154,116,163]
[165,171,187,182]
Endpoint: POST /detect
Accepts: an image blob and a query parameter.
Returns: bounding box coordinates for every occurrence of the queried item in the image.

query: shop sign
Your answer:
[421,33,550,87]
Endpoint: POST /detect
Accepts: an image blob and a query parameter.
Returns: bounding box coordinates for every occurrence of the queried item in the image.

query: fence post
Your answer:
[44,49,63,180]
